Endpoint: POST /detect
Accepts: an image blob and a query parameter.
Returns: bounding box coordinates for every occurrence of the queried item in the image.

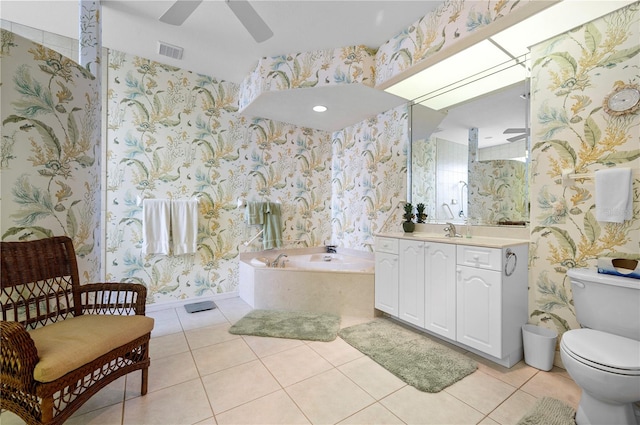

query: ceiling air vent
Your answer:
[158,41,183,60]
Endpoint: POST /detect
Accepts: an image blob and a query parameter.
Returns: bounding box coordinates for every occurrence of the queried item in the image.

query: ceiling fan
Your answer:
[503,128,529,143]
[160,0,274,43]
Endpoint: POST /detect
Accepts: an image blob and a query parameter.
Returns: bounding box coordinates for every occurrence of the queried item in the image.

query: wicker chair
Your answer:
[1,236,154,425]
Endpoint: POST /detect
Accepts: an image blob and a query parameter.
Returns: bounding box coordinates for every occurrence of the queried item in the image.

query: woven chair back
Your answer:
[1,236,81,329]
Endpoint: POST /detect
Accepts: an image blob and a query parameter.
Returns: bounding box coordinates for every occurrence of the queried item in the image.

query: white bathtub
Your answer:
[250,253,374,271]
[239,249,375,318]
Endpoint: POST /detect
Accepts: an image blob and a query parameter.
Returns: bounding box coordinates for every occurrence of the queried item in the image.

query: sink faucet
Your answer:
[444,222,462,238]
[273,253,288,268]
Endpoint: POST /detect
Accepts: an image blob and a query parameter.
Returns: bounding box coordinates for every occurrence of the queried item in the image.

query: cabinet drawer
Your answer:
[457,245,501,271]
[375,237,399,254]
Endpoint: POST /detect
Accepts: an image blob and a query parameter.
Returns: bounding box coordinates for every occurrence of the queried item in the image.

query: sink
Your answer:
[409,232,455,240]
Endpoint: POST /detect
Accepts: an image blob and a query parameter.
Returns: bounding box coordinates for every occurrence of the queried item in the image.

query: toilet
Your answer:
[561,268,640,425]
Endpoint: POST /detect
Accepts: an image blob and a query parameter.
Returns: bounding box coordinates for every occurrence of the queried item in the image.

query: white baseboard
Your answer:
[146,292,239,313]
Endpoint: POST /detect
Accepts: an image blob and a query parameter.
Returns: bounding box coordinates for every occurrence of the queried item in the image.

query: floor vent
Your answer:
[158,41,184,60]
[184,300,217,314]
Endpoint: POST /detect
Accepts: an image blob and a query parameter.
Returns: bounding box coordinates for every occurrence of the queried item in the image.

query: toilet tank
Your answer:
[567,268,640,341]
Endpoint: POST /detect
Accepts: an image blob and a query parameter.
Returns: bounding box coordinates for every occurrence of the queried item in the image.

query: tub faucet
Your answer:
[273,253,288,268]
[444,222,462,238]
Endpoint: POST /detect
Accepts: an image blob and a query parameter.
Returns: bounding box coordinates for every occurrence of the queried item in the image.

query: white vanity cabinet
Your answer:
[424,242,457,340]
[456,244,529,365]
[374,237,399,316]
[398,240,425,327]
[374,233,529,368]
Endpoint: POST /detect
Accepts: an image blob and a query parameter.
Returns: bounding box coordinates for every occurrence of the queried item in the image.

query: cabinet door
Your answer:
[375,252,399,316]
[424,242,456,340]
[399,240,425,327]
[456,265,502,357]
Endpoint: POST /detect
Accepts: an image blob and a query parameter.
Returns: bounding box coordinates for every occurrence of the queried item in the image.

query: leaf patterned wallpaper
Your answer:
[105,52,336,303]
[469,160,527,224]
[1,31,101,282]
[411,138,437,220]
[331,106,409,248]
[240,45,376,111]
[528,4,639,336]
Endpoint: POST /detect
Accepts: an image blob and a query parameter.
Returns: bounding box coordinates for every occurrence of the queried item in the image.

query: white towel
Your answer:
[595,168,632,223]
[171,199,198,255]
[142,199,170,255]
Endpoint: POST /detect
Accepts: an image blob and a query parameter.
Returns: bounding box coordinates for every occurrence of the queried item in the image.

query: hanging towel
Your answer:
[245,201,264,225]
[595,168,632,223]
[263,202,283,249]
[171,199,199,255]
[142,199,170,255]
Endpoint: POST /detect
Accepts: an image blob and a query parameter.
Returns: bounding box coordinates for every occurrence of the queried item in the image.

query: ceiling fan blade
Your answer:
[226,0,273,43]
[507,134,527,142]
[503,128,528,134]
[160,0,203,26]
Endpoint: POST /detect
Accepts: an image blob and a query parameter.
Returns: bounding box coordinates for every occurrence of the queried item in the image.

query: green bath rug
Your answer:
[517,397,576,425]
[229,309,341,342]
[338,318,477,392]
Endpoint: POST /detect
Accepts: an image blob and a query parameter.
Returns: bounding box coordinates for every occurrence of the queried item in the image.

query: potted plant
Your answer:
[416,203,427,223]
[402,203,415,233]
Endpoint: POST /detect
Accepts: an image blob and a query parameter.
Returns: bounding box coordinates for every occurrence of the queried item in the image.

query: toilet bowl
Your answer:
[563,268,640,425]
[560,329,640,425]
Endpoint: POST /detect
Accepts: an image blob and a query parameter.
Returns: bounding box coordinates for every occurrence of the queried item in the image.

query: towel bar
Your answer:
[562,168,638,184]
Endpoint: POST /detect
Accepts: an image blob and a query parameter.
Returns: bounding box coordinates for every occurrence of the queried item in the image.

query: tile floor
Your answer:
[1,297,582,425]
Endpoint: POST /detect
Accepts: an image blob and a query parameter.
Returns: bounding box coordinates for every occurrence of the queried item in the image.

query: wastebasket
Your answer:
[522,324,557,371]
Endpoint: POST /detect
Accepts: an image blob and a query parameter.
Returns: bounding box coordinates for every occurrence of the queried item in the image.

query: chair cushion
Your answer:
[28,314,154,383]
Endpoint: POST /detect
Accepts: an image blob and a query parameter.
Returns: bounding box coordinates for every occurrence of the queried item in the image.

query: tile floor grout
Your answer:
[1,298,582,425]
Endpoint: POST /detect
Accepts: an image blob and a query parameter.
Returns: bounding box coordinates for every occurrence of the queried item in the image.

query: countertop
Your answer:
[376,232,529,249]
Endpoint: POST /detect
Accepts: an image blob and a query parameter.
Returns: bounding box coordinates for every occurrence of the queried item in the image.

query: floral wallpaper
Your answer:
[105,50,333,303]
[240,45,376,111]
[468,159,527,224]
[528,3,640,336]
[0,30,101,282]
[331,105,409,249]
[411,137,437,220]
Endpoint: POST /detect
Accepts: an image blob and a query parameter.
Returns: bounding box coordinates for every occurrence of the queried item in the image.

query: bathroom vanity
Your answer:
[374,232,529,368]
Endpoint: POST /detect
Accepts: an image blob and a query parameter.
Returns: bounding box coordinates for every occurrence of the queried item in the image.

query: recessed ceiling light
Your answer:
[313,105,327,112]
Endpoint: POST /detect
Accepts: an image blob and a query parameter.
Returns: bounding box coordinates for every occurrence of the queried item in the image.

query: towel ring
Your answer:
[505,249,517,276]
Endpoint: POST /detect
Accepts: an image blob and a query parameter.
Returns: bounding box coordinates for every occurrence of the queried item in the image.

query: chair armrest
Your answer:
[0,321,38,391]
[79,283,148,316]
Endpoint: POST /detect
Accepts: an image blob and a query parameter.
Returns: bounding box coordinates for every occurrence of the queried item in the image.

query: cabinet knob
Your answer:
[473,255,479,261]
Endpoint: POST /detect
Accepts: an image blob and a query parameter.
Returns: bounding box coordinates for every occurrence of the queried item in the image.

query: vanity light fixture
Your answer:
[312,105,328,112]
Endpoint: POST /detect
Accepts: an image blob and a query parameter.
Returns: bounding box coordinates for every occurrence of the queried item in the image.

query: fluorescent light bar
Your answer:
[414,54,528,110]
[491,0,637,58]
[385,40,513,105]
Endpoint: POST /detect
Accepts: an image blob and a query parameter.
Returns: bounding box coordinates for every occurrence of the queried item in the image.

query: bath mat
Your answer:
[338,318,477,392]
[228,309,340,342]
[517,397,576,425]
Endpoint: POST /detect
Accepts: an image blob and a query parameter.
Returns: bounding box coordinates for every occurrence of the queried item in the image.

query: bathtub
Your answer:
[239,249,375,318]
[250,253,374,271]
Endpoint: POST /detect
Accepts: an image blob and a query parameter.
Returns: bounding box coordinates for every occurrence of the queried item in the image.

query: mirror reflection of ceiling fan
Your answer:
[160,0,274,43]
[503,128,529,143]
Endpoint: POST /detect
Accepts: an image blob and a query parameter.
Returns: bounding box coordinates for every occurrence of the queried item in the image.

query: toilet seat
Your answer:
[561,329,640,376]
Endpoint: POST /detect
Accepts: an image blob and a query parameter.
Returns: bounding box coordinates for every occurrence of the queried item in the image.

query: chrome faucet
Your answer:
[444,222,462,238]
[273,253,288,268]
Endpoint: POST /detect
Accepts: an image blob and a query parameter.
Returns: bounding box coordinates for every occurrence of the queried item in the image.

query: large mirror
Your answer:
[410,78,530,225]
[398,1,634,227]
